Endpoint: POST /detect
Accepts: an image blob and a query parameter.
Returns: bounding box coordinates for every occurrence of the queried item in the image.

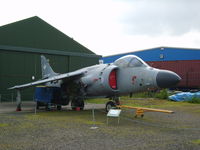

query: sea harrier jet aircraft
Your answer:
[9,55,181,111]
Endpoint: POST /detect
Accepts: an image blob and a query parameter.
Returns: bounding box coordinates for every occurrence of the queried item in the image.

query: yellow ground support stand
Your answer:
[117,105,174,118]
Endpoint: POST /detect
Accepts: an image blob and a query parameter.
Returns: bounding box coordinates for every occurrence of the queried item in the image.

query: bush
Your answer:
[126,89,169,99]
[155,89,168,99]
[188,97,200,104]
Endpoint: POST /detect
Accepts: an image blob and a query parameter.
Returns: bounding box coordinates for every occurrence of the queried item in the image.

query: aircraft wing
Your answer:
[8,70,84,90]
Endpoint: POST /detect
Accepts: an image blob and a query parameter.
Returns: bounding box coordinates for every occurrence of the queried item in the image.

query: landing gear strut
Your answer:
[16,90,22,111]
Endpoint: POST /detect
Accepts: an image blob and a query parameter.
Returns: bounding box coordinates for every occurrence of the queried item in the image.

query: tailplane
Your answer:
[41,55,58,79]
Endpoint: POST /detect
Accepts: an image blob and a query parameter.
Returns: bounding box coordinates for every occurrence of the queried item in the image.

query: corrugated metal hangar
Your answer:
[102,47,200,89]
[0,16,101,101]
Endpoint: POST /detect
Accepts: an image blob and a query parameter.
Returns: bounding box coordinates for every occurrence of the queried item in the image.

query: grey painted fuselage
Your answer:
[79,55,180,97]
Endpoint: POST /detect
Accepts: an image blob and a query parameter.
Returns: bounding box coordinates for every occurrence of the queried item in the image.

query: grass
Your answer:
[86,89,200,108]
[25,111,105,126]
[86,97,195,109]
[0,99,200,149]
[192,139,200,145]
[86,98,108,104]
[0,123,9,128]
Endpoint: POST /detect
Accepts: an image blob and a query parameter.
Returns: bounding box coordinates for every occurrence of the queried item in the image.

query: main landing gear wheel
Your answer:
[105,101,116,112]
[71,97,85,110]
[57,105,62,111]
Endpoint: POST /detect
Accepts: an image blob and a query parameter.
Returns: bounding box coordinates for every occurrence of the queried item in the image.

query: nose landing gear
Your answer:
[105,97,120,112]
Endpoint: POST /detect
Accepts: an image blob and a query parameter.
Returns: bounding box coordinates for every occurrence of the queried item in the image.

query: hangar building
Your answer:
[0,16,101,101]
[102,47,200,89]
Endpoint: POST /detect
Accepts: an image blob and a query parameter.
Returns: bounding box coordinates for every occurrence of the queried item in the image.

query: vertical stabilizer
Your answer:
[41,55,57,79]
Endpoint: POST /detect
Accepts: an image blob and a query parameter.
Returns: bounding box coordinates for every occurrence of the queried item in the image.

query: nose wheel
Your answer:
[105,97,121,112]
[106,101,116,112]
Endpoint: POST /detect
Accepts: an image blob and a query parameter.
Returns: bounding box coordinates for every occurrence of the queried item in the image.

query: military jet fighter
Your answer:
[9,55,181,111]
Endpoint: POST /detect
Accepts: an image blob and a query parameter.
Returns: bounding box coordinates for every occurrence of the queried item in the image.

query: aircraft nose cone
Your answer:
[156,70,181,88]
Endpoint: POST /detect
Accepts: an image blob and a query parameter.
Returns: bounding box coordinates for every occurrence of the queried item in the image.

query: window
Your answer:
[160,54,164,59]
[161,47,164,50]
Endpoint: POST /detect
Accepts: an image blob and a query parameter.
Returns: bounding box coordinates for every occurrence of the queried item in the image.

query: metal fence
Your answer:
[0,92,34,103]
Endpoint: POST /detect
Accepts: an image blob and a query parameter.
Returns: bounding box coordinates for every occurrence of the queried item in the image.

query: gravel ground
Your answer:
[0,101,200,150]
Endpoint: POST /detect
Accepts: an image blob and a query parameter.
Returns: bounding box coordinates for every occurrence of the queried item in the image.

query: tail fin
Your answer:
[41,55,57,79]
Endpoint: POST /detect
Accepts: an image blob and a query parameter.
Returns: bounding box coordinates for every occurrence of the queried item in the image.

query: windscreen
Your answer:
[114,55,148,68]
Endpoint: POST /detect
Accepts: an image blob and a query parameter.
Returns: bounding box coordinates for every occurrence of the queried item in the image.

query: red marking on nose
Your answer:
[93,78,98,82]
[132,76,137,84]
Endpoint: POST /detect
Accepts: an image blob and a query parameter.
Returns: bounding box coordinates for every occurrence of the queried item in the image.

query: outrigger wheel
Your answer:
[105,101,117,112]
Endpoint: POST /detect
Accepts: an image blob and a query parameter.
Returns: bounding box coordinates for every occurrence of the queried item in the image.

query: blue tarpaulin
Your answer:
[169,92,200,102]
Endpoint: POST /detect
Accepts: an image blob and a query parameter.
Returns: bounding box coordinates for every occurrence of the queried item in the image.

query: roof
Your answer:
[102,47,200,63]
[0,16,95,54]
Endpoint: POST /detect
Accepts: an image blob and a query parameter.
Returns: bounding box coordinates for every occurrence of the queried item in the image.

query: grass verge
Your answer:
[192,139,200,145]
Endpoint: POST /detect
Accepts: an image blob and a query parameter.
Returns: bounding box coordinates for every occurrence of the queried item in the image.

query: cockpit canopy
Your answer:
[113,55,148,68]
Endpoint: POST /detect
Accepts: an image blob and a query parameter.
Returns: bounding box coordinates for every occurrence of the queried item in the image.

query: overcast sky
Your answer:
[1,0,200,56]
